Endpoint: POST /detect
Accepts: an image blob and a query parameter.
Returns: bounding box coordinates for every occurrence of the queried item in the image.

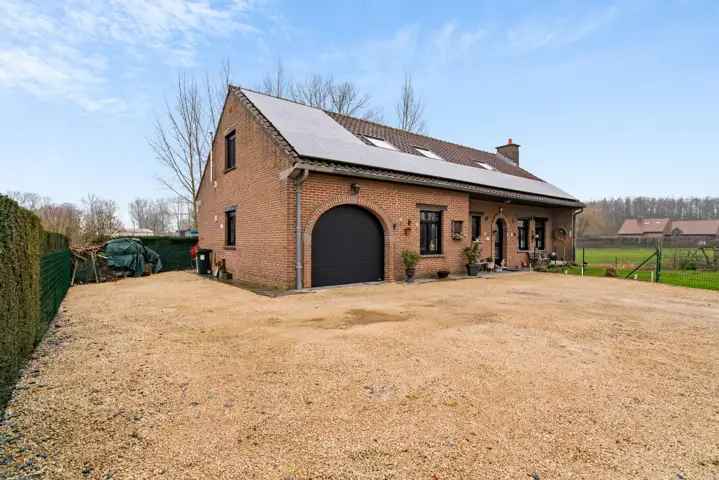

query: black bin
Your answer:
[196,249,212,275]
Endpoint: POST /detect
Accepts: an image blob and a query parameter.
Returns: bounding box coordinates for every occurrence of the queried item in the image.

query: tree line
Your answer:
[577,197,719,236]
[6,192,192,245]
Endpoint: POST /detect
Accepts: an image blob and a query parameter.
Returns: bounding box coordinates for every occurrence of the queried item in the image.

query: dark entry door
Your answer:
[494,219,505,265]
[312,205,384,287]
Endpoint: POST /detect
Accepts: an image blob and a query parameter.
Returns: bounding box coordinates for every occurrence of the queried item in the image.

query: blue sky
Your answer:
[1,0,717,223]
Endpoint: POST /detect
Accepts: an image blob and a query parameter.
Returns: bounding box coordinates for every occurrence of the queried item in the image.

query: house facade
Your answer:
[196,87,584,289]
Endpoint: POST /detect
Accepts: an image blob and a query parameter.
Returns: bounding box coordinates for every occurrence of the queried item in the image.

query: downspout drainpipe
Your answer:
[572,208,583,263]
[294,169,309,290]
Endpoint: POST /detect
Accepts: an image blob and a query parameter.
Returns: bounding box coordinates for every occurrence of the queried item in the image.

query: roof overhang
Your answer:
[287,159,585,208]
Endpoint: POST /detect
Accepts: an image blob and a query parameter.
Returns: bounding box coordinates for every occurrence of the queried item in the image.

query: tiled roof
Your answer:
[617,218,671,235]
[326,112,541,181]
[670,220,719,236]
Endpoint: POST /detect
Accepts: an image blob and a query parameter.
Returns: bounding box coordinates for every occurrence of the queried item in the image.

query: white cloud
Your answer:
[0,0,260,111]
[506,5,618,54]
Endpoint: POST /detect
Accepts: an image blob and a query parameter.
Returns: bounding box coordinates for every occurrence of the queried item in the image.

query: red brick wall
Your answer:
[298,173,469,286]
[468,199,575,267]
[196,93,294,288]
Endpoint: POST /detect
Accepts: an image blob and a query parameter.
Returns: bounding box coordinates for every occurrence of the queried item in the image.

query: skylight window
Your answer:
[475,161,496,171]
[363,136,397,150]
[414,147,443,160]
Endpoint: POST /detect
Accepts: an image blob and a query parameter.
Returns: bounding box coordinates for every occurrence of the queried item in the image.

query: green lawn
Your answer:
[577,247,694,267]
[552,248,719,291]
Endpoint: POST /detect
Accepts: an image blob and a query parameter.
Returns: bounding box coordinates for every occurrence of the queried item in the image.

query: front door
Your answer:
[494,219,505,266]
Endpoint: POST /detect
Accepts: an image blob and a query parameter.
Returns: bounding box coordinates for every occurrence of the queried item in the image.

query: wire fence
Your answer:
[548,241,719,291]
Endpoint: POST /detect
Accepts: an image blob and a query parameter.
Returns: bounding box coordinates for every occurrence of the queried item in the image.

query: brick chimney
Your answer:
[496,138,519,165]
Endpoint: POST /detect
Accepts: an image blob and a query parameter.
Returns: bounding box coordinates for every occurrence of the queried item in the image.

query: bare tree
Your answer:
[291,74,332,109]
[395,73,426,133]
[206,59,232,131]
[169,196,193,232]
[38,203,83,245]
[260,59,291,98]
[150,68,229,228]
[259,62,382,120]
[328,81,382,120]
[82,194,121,243]
[6,191,49,211]
[129,198,173,234]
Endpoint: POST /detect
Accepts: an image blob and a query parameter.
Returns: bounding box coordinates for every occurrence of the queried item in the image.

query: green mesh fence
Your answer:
[39,250,72,337]
[118,236,197,271]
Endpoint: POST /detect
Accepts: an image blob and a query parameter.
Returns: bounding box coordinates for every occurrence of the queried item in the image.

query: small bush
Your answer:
[401,250,420,269]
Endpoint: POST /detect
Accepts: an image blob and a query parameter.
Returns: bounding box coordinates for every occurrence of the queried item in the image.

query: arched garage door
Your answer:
[312,205,384,287]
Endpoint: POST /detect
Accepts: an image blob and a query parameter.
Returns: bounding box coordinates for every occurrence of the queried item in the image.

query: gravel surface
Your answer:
[1,271,718,479]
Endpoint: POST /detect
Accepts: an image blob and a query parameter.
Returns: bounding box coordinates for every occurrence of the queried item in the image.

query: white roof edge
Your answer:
[241,88,582,203]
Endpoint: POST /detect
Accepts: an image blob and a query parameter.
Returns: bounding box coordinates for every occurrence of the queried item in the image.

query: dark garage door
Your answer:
[312,205,384,287]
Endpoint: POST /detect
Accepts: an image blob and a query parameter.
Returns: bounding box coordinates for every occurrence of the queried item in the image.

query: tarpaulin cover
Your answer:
[102,238,162,277]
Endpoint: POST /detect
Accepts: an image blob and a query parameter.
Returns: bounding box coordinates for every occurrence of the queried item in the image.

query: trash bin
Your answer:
[196,249,212,275]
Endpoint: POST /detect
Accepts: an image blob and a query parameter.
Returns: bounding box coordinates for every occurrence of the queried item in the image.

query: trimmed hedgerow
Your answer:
[0,195,42,408]
[0,195,71,410]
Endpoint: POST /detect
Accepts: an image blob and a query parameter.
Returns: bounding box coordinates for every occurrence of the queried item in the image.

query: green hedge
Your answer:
[0,195,71,410]
[117,236,198,271]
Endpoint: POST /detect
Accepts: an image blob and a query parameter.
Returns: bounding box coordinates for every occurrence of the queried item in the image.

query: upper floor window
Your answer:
[225,130,236,170]
[225,208,236,246]
[518,218,529,251]
[363,136,397,150]
[535,218,547,250]
[420,210,442,255]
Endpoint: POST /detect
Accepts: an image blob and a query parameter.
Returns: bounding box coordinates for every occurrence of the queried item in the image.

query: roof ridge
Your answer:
[325,110,500,158]
[233,84,502,160]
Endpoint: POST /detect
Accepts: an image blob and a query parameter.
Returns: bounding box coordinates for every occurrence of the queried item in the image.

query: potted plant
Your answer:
[437,270,450,279]
[463,241,482,276]
[401,250,420,282]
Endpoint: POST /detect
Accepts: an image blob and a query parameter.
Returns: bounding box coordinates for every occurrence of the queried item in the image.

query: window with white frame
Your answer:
[363,136,398,150]
[414,146,443,160]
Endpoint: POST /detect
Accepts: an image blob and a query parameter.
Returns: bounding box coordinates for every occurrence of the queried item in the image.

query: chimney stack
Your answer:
[496,138,520,165]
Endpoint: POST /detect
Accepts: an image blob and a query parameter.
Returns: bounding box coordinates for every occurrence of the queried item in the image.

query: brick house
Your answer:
[196,87,584,289]
[618,218,719,238]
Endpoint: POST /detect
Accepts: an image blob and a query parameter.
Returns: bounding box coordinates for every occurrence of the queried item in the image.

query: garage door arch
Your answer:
[310,204,385,287]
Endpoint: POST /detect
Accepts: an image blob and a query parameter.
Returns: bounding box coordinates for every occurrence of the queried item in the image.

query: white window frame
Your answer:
[414,146,443,160]
[363,136,398,150]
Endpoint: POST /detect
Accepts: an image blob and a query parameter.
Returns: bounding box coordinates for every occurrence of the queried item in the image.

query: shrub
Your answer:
[401,250,420,269]
[0,196,71,410]
[0,195,42,408]
[463,241,482,264]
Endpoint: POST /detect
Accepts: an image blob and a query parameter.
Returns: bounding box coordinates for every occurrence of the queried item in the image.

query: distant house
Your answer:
[617,218,671,238]
[618,219,719,238]
[669,220,719,237]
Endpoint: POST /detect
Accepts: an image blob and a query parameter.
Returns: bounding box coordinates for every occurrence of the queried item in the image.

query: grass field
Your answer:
[559,247,719,291]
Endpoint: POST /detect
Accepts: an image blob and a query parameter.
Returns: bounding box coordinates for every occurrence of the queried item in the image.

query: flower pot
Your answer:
[405,267,416,282]
[437,270,450,279]
[466,264,480,276]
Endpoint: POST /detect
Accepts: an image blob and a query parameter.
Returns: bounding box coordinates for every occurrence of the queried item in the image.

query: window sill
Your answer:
[224,246,236,250]
[420,254,444,258]
[224,166,236,173]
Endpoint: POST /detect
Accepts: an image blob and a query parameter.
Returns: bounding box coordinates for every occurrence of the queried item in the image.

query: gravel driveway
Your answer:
[1,271,718,479]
